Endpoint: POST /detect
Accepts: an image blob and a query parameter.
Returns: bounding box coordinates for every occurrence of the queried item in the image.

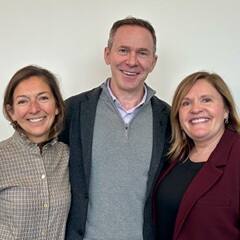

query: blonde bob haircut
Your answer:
[169,71,240,161]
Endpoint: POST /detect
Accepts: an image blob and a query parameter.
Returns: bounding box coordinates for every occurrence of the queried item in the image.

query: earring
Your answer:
[224,116,229,124]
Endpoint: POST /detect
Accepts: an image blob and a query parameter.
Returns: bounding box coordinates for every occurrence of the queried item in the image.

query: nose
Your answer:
[29,100,41,114]
[190,101,202,113]
[126,51,137,66]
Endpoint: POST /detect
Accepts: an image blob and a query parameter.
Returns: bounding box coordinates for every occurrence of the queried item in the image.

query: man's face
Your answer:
[104,25,157,97]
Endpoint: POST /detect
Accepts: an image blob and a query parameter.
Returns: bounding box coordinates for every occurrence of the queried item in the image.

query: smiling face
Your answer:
[104,25,157,97]
[179,79,229,145]
[8,76,59,143]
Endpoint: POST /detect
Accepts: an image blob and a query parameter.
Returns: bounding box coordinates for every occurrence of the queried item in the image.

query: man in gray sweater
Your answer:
[60,16,171,240]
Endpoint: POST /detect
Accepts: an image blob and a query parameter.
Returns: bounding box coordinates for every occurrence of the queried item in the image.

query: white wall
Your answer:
[1,0,240,140]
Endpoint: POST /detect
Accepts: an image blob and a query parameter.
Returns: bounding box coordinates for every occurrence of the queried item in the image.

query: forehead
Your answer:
[14,76,51,96]
[112,25,154,48]
[185,79,221,97]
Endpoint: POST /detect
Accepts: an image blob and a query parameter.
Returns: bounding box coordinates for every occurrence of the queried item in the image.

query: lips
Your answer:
[121,70,139,76]
[27,117,46,123]
[190,117,210,124]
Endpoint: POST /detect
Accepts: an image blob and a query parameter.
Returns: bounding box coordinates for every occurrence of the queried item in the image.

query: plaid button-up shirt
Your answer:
[0,131,70,239]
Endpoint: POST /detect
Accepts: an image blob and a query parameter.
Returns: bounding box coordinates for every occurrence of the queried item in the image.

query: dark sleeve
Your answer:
[162,112,172,169]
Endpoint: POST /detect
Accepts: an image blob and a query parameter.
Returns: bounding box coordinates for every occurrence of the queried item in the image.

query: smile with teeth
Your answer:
[190,117,209,124]
[121,70,139,76]
[28,117,45,123]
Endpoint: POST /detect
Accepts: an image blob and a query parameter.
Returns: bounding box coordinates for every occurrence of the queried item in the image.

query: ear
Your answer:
[224,108,229,120]
[55,107,59,115]
[104,47,111,65]
[149,54,158,72]
[6,104,17,121]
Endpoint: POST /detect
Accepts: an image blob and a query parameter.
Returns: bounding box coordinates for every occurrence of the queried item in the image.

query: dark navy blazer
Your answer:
[59,86,171,240]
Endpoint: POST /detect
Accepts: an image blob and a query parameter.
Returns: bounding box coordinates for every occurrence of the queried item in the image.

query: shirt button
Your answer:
[43,203,48,208]
[41,174,46,179]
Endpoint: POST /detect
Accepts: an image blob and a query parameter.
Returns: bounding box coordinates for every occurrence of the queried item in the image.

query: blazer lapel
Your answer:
[145,97,171,199]
[173,129,237,239]
[173,162,223,238]
[80,87,102,189]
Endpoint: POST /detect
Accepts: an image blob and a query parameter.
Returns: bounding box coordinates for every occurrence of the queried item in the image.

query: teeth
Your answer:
[29,117,44,122]
[191,118,208,124]
[122,71,137,76]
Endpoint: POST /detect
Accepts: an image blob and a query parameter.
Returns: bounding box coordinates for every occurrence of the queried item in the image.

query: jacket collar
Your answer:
[80,86,102,188]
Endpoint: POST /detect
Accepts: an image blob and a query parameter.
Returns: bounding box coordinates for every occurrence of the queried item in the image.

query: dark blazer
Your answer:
[59,86,171,240]
[153,129,240,240]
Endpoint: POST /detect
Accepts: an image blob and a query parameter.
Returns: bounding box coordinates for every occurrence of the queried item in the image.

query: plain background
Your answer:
[1,0,240,141]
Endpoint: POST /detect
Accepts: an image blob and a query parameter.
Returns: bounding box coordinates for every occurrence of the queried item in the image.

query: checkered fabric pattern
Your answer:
[0,131,70,240]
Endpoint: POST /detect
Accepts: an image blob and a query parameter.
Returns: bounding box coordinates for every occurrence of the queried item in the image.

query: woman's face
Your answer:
[8,76,59,143]
[179,79,229,145]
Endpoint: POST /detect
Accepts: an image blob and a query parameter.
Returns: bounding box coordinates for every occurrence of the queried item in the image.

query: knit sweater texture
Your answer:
[84,86,154,240]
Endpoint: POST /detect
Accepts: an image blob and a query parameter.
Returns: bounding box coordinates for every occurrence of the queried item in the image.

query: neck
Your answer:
[190,129,225,162]
[118,93,144,110]
[109,81,145,111]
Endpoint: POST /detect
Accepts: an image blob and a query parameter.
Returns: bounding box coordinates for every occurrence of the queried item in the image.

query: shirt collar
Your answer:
[106,79,147,112]
[13,130,57,149]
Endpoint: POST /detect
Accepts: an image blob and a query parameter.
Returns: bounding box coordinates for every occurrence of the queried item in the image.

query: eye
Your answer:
[181,100,190,107]
[38,95,49,102]
[16,98,29,105]
[202,97,212,103]
[118,48,128,55]
[138,50,149,57]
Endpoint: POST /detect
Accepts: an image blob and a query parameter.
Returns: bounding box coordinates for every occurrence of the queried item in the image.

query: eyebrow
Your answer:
[15,91,50,98]
[118,45,129,49]
[118,45,150,51]
[137,48,150,52]
[182,94,213,100]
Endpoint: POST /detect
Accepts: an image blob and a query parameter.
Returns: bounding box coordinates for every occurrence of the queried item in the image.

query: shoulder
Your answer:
[63,86,102,125]
[223,130,240,179]
[0,135,18,166]
[150,96,171,136]
[0,138,10,148]
[54,141,69,153]
[151,96,171,113]
[0,135,14,152]
[65,86,102,106]
[225,129,240,143]
[151,96,171,123]
[219,130,240,160]
[229,130,240,149]
[63,86,102,119]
